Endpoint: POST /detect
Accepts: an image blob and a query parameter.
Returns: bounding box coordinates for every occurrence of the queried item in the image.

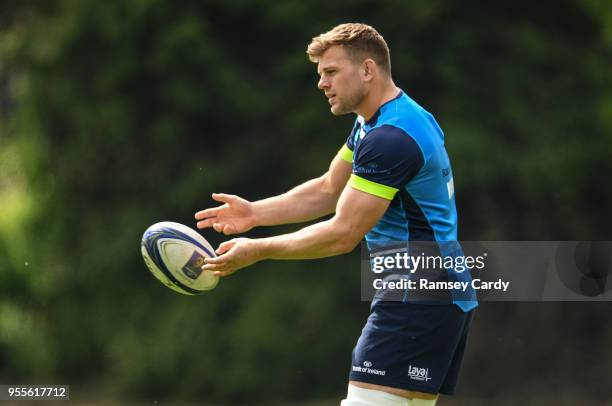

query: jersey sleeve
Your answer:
[338,119,360,163]
[349,125,424,200]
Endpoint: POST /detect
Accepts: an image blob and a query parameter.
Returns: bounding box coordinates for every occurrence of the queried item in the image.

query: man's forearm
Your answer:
[252,185,388,262]
[200,217,356,276]
[201,185,389,277]
[252,175,340,227]
[256,217,356,260]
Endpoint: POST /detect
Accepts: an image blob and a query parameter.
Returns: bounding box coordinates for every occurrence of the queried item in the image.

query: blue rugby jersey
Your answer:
[338,90,478,312]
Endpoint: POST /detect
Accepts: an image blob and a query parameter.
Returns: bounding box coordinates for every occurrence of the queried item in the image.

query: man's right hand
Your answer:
[195,193,257,235]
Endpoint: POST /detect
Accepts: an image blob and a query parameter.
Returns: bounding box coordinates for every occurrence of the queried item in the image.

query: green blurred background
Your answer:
[1,0,611,404]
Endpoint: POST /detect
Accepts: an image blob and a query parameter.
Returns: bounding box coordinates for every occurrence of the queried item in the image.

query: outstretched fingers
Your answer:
[195,193,238,229]
[201,240,238,276]
[195,207,219,220]
[196,218,215,229]
[208,222,240,235]
[201,255,230,276]
[216,240,237,254]
[211,193,238,204]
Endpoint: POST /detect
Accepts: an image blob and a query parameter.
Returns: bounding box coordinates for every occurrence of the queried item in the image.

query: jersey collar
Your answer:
[364,89,404,127]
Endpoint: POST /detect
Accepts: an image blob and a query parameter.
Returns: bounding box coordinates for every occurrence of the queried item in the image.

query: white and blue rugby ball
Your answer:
[141,221,219,295]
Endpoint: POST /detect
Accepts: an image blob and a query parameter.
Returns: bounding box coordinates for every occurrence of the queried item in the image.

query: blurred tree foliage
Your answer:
[0,0,610,403]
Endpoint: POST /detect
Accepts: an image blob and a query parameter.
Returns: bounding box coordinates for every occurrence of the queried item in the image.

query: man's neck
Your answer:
[357,81,400,122]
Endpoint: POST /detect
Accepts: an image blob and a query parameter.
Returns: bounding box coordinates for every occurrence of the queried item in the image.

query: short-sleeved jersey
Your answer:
[339,90,477,312]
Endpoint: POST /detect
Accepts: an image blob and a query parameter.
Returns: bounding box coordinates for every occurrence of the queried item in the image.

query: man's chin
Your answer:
[330,105,351,115]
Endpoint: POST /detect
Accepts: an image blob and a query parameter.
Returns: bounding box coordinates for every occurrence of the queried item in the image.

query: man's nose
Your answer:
[318,76,329,90]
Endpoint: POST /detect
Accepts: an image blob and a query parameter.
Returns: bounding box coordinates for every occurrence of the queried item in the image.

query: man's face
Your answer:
[317,45,367,115]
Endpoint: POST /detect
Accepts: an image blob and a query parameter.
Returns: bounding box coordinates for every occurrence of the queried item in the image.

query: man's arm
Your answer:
[201,184,391,276]
[194,153,352,234]
[254,153,352,226]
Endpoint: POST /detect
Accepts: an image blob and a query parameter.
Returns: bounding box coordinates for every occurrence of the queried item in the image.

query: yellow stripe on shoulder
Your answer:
[338,144,354,163]
[349,174,398,200]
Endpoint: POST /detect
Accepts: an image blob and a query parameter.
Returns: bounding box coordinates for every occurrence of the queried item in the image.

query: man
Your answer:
[195,23,477,406]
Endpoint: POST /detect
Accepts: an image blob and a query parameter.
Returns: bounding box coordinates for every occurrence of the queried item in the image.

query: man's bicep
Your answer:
[325,153,352,197]
[353,125,424,190]
[333,185,391,246]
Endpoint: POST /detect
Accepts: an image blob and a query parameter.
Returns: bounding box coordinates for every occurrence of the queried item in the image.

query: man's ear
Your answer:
[362,59,376,82]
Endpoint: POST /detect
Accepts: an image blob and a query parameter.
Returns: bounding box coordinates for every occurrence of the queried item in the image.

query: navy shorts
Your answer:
[348,301,475,395]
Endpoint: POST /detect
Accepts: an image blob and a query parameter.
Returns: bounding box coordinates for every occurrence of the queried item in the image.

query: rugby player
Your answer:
[195,23,477,406]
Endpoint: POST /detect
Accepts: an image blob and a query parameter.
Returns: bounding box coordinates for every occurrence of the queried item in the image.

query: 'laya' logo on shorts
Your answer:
[407,365,431,381]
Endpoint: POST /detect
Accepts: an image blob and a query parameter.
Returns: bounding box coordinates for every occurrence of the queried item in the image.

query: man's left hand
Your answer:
[201,238,262,277]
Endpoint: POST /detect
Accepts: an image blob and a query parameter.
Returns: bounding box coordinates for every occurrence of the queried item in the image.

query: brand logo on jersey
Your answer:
[354,165,386,175]
[407,365,431,381]
[442,168,450,177]
[352,361,386,376]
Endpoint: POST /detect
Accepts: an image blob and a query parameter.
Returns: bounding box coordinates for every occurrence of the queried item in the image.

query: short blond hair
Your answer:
[306,23,391,75]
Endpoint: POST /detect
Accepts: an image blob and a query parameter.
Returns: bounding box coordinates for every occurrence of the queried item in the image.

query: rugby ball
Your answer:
[141,221,219,295]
